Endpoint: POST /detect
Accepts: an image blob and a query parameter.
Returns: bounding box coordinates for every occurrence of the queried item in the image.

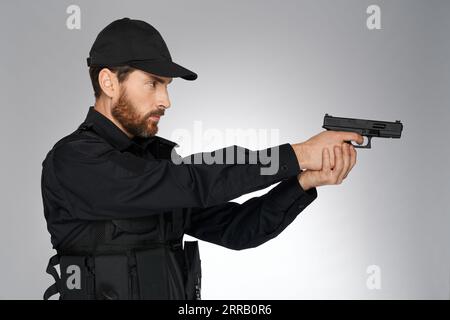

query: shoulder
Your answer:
[154,135,179,158]
[49,126,113,162]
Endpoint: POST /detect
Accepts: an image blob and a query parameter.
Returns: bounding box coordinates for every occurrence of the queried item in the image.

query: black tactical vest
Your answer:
[43,124,201,300]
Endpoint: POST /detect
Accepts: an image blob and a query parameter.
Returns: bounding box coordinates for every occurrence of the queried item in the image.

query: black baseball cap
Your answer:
[87,17,197,81]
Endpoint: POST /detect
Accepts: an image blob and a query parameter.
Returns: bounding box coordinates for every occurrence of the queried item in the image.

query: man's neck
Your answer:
[94,99,134,139]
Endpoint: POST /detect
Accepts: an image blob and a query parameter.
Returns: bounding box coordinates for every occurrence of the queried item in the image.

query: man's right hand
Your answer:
[291,131,364,170]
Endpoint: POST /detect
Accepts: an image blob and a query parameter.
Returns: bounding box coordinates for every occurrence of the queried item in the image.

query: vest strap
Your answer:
[43,254,61,300]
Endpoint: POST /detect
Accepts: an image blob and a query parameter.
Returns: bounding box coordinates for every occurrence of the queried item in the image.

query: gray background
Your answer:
[0,0,449,299]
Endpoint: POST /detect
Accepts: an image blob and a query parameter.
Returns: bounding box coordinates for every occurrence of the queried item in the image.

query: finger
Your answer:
[340,132,364,145]
[344,145,357,179]
[338,143,350,183]
[328,147,335,169]
[351,144,357,165]
[332,145,344,183]
[322,147,331,172]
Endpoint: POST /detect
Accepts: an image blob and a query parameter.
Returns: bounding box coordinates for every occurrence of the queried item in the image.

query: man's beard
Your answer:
[111,87,159,138]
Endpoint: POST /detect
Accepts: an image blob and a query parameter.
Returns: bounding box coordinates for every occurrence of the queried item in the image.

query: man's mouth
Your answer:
[149,113,163,121]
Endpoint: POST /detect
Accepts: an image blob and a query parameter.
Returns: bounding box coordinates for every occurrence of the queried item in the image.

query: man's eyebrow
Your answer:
[149,75,172,84]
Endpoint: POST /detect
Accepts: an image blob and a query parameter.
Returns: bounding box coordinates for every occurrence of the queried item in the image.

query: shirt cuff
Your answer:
[268,175,318,210]
[276,143,302,177]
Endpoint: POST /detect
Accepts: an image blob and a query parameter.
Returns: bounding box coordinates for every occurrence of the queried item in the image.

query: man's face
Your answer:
[111,69,172,138]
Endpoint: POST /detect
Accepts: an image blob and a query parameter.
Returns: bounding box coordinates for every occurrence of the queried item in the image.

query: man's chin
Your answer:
[141,125,158,138]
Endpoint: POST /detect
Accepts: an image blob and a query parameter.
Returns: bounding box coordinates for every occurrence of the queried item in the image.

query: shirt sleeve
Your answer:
[184,176,318,250]
[50,137,302,220]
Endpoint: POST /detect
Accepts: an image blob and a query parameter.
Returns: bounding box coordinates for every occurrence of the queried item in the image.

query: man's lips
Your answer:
[149,114,162,121]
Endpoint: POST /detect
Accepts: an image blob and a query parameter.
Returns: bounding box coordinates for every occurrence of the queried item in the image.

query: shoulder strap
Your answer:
[43,254,61,300]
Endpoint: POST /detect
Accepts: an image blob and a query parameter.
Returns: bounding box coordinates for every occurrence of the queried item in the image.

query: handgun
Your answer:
[322,114,403,149]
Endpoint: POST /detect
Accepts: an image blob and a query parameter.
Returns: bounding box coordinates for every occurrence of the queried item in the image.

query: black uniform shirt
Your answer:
[41,106,318,251]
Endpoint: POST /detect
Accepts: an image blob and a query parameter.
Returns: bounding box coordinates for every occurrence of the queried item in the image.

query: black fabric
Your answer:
[87,17,197,81]
[94,254,129,300]
[135,247,169,299]
[44,239,198,300]
[59,255,95,300]
[184,241,202,300]
[185,176,317,250]
[41,106,318,299]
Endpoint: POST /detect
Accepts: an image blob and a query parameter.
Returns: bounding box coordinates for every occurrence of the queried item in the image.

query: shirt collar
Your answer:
[78,106,178,152]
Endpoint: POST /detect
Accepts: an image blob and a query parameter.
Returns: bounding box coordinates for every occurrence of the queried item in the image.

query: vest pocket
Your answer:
[165,248,186,299]
[94,254,129,300]
[134,247,169,299]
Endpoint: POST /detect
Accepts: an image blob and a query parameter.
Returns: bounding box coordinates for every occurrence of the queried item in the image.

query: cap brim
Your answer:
[128,60,197,81]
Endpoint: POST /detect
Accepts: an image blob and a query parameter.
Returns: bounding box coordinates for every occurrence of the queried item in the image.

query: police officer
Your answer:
[41,17,363,300]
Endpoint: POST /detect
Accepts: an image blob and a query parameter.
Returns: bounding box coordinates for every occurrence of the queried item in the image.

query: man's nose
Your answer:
[157,90,171,110]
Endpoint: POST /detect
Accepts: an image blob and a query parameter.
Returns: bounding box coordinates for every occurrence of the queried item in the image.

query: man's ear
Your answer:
[98,68,118,99]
